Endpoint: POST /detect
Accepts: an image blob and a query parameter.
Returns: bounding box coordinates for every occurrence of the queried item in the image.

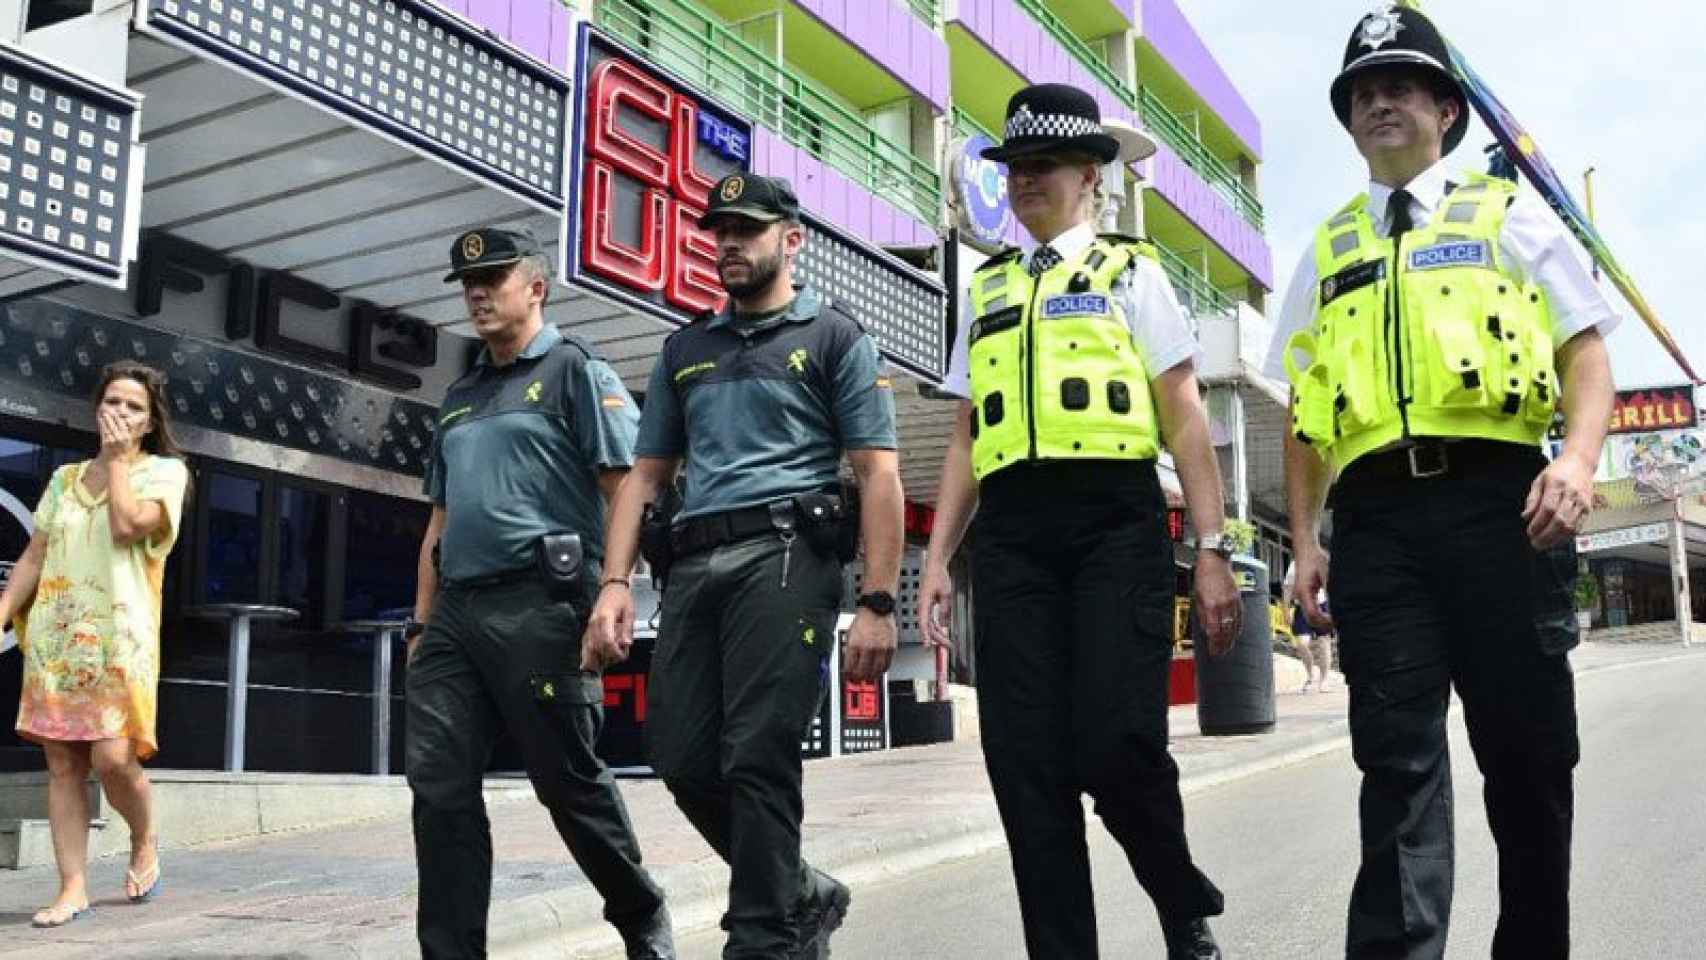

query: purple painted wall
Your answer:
[1144,145,1272,288]
[795,0,950,112]
[1139,0,1260,158]
[443,0,573,72]
[950,0,1137,130]
[751,128,937,247]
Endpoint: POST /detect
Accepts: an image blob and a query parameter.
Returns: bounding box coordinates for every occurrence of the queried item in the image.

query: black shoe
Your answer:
[791,872,852,960]
[1161,916,1222,960]
[618,902,677,960]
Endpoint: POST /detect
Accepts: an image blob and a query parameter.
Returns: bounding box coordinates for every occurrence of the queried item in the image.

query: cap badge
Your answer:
[461,232,485,261]
[1358,3,1404,51]
[720,176,745,202]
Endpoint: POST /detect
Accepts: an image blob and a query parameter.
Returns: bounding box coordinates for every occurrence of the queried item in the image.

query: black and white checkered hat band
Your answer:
[1004,111,1102,142]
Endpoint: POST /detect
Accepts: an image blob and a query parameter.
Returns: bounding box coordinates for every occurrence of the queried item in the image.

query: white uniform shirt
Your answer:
[1262,160,1620,383]
[941,223,1202,400]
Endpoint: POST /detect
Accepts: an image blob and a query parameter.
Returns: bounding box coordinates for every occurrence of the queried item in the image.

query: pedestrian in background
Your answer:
[404,228,673,960]
[1283,559,1333,693]
[4,361,189,927]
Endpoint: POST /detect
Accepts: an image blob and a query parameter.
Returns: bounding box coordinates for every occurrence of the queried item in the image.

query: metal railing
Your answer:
[596,0,942,225]
[951,105,999,143]
[1138,87,1264,230]
[1154,242,1237,319]
[904,0,938,27]
[1010,0,1136,110]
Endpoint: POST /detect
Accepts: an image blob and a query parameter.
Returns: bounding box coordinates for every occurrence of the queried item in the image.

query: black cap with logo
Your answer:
[1329,4,1469,154]
[696,173,801,229]
[443,226,547,282]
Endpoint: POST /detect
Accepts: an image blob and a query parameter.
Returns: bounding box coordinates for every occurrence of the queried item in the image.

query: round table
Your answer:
[184,603,299,772]
[336,616,411,775]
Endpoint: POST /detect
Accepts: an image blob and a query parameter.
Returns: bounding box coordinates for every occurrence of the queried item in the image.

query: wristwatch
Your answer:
[403,617,426,641]
[855,590,897,616]
[1196,533,1234,560]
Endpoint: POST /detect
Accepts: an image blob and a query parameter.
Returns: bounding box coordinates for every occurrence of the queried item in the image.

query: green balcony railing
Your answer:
[596,0,942,226]
[951,105,999,143]
[1139,87,1264,231]
[1154,242,1236,320]
[1010,0,1137,110]
[904,0,938,27]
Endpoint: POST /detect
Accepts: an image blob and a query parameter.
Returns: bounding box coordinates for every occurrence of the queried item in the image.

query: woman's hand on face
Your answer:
[96,409,133,461]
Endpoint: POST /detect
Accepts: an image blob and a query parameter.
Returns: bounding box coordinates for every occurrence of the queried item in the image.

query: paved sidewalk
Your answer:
[0,641,1692,959]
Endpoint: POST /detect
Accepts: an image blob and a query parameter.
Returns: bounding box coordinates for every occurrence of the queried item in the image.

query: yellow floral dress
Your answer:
[14,456,189,759]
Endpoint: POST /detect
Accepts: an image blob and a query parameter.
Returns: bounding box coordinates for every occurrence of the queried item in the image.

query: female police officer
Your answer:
[918,83,1239,960]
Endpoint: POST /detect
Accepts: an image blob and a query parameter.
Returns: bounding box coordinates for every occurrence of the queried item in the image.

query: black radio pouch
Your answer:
[794,483,860,564]
[638,502,679,591]
[535,532,584,603]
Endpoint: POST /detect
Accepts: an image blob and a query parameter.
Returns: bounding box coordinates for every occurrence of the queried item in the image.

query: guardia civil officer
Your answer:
[587,174,904,959]
[405,228,674,960]
[1266,7,1617,958]
[917,83,1238,960]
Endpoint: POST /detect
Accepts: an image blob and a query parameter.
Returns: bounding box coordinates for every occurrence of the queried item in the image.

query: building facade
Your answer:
[0,0,1268,774]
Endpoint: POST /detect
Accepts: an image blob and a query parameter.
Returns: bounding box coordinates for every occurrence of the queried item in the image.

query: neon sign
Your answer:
[571,31,751,324]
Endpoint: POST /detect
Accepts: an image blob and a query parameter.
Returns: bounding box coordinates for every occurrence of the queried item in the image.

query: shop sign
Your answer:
[564,28,747,325]
[134,232,439,391]
[950,133,1012,249]
[1576,521,1671,554]
[1608,385,1697,435]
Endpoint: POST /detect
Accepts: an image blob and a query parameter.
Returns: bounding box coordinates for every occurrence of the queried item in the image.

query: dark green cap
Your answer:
[443,226,546,282]
[696,173,800,229]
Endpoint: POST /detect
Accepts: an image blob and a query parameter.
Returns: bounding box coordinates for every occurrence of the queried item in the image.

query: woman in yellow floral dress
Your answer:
[1,361,189,927]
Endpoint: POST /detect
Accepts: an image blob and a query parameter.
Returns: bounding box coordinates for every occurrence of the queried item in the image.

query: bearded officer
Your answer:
[1266,7,1617,958]
[587,173,904,959]
[917,83,1237,960]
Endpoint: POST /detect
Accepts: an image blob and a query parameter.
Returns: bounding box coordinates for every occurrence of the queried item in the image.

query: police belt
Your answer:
[439,566,537,591]
[1335,438,1540,491]
[670,496,842,559]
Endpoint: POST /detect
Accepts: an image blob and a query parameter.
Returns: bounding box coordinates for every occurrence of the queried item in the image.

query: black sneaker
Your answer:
[618,902,677,960]
[791,873,852,960]
[1161,916,1222,960]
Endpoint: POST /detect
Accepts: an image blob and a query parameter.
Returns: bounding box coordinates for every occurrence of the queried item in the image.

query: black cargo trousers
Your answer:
[970,460,1224,959]
[405,573,664,960]
[1329,442,1580,960]
[645,530,843,959]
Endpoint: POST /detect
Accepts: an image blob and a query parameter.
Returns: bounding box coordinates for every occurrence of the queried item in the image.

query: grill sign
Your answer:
[568,30,750,324]
[1608,385,1697,436]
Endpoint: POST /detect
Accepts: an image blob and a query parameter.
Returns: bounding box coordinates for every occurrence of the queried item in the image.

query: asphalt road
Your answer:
[672,650,1706,959]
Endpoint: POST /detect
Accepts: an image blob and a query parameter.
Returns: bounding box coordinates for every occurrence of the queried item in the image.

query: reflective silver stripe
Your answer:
[1443,201,1479,224]
[1453,181,1489,195]
[983,295,1009,313]
[1328,213,1357,231]
[1330,231,1361,258]
[1433,232,1473,243]
[980,274,1009,295]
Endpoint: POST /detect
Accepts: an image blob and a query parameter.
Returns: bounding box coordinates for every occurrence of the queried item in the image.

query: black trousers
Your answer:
[1330,444,1580,960]
[405,576,664,960]
[646,532,842,960]
[972,461,1224,959]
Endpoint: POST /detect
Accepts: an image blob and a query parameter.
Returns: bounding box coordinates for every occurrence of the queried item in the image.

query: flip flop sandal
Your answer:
[31,903,91,928]
[127,859,162,903]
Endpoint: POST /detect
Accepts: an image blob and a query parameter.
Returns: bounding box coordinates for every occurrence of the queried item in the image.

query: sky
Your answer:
[1182,0,1706,390]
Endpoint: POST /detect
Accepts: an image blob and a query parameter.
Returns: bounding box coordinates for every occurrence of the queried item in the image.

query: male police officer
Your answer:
[587,173,904,960]
[1267,7,1616,958]
[919,83,1235,960]
[406,228,673,959]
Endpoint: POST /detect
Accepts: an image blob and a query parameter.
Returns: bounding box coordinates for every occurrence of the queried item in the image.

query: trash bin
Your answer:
[1192,556,1275,735]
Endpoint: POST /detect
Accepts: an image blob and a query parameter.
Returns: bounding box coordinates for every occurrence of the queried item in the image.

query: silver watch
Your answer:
[1196,532,1234,559]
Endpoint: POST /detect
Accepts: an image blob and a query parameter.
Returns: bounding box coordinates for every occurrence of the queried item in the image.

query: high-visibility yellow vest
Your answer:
[966,235,1161,480]
[1283,173,1559,472]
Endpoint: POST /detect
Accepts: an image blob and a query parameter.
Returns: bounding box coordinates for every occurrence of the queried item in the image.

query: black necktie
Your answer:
[1387,188,1415,238]
[1028,245,1061,278]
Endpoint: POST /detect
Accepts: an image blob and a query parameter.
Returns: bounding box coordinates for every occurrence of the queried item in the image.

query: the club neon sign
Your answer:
[577,41,750,321]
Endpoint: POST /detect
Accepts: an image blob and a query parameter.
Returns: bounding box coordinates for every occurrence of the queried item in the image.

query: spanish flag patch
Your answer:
[875,377,892,389]
[601,396,628,409]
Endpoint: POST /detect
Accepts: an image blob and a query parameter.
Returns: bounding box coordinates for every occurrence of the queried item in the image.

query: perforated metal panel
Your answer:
[796,213,945,383]
[0,299,438,476]
[0,44,140,287]
[845,544,927,644]
[143,0,568,208]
